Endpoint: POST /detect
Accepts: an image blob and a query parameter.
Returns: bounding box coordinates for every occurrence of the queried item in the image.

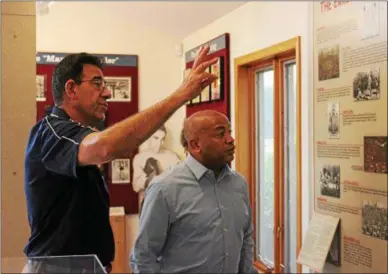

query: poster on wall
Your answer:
[111,159,130,184]
[36,75,46,101]
[310,1,387,273]
[106,76,131,102]
[131,124,181,193]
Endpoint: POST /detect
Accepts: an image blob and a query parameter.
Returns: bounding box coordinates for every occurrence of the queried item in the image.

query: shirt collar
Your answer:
[50,106,71,120]
[184,153,234,181]
[49,106,98,132]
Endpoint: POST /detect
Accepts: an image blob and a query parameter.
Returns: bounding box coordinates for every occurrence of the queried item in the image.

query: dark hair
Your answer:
[52,52,104,106]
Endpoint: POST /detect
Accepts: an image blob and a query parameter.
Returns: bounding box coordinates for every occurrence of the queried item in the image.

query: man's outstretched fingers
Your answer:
[192,45,210,69]
[194,57,219,73]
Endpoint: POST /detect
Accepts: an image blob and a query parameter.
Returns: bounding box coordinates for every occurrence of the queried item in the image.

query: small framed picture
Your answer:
[210,57,223,101]
[111,159,130,184]
[184,68,192,105]
[36,75,47,101]
[106,76,131,102]
[200,67,211,103]
[191,94,201,104]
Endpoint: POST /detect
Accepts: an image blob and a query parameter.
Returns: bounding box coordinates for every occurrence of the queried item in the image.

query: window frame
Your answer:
[234,37,302,274]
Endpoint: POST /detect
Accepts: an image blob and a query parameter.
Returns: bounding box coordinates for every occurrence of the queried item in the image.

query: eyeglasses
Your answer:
[79,77,107,90]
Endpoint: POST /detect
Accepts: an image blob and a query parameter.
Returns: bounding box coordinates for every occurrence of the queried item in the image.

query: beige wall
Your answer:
[1,1,36,257]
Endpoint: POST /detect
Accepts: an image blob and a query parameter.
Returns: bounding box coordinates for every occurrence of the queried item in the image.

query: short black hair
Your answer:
[52,52,104,106]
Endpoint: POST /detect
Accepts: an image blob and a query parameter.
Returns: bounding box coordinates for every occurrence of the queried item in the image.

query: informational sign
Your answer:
[297,212,340,272]
[312,1,387,273]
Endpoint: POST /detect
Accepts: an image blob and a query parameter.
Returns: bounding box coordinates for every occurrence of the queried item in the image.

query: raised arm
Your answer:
[78,46,218,166]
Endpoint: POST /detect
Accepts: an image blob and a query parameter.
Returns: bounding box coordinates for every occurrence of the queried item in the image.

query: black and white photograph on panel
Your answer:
[362,200,388,241]
[353,68,380,101]
[328,101,340,139]
[319,164,341,198]
[36,75,46,101]
[106,76,131,102]
[111,159,130,184]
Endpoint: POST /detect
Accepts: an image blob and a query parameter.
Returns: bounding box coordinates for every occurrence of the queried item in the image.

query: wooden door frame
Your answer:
[234,37,302,273]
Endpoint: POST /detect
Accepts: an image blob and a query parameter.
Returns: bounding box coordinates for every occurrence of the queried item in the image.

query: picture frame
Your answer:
[210,56,224,101]
[111,159,131,184]
[191,94,201,104]
[184,68,192,105]
[106,76,132,102]
[36,74,47,101]
[200,67,211,103]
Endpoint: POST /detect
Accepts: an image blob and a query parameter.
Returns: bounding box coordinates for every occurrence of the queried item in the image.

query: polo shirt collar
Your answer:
[185,153,234,180]
[50,106,71,120]
[49,107,98,132]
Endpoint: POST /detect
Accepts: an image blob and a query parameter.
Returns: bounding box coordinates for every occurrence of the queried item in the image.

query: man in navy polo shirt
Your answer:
[24,47,218,272]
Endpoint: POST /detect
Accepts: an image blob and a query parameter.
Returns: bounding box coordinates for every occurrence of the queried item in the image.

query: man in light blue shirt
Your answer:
[130,110,257,274]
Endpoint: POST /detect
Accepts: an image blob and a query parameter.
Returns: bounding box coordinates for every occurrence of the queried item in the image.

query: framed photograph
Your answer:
[362,200,387,241]
[199,67,211,103]
[111,159,130,184]
[318,44,340,81]
[210,57,223,101]
[106,76,131,102]
[326,219,341,266]
[36,75,46,101]
[353,68,380,102]
[328,101,340,139]
[364,136,387,173]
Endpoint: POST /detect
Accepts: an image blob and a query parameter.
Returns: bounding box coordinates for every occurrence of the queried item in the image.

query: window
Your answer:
[234,37,302,273]
[255,67,275,265]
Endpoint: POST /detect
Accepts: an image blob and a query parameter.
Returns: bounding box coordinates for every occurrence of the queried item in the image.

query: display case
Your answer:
[1,254,106,273]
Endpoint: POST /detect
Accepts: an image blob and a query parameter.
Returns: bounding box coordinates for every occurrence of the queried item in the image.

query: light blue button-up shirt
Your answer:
[130,154,257,274]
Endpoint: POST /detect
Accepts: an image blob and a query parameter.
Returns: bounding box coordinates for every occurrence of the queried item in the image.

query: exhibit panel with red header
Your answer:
[36,52,140,214]
[184,33,230,120]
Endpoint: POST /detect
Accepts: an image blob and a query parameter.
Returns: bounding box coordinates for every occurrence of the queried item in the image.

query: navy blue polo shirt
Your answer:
[24,107,114,266]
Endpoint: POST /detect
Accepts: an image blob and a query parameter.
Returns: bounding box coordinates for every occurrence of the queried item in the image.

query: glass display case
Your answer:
[1,254,107,273]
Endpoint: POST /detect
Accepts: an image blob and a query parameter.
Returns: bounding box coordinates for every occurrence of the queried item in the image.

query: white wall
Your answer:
[183,2,313,271]
[37,1,186,159]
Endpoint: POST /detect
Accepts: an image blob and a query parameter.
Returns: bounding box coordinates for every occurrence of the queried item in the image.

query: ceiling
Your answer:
[37,1,247,39]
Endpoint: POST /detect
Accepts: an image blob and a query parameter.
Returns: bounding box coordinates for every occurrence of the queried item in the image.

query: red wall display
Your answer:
[36,52,139,214]
[185,33,230,120]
